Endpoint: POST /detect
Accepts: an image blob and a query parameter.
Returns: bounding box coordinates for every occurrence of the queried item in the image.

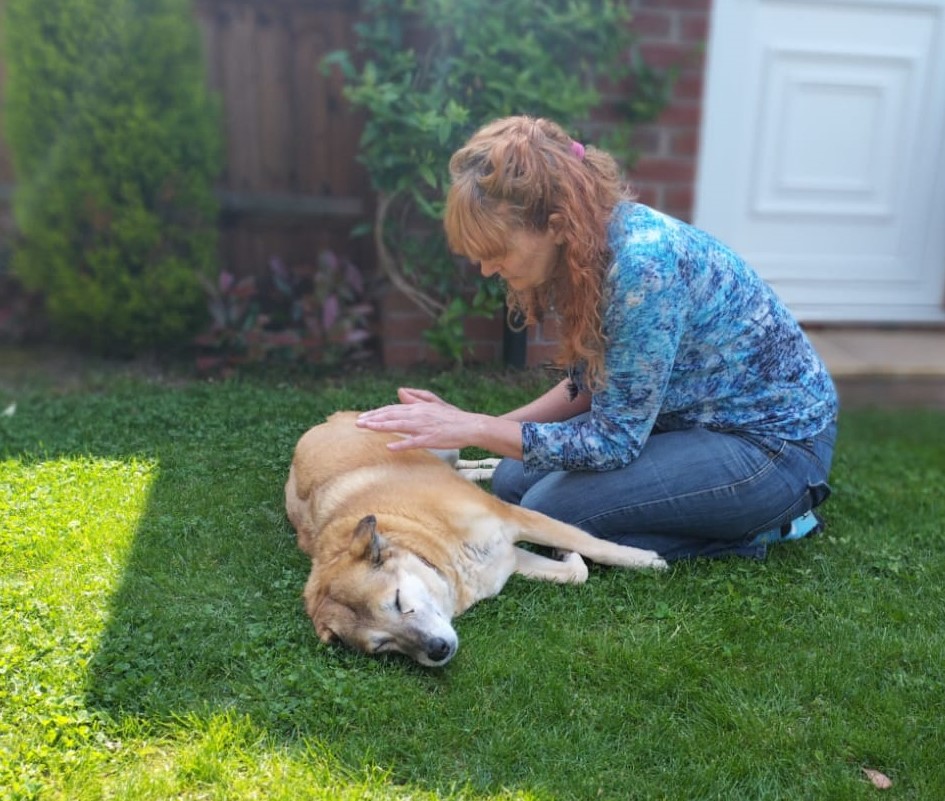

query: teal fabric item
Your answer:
[750,510,824,547]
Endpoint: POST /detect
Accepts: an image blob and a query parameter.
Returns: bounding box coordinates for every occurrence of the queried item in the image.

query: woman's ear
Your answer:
[548,213,567,245]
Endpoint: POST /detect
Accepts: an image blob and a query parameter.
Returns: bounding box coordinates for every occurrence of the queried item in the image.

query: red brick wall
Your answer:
[378,283,509,367]
[379,0,711,369]
[625,0,709,223]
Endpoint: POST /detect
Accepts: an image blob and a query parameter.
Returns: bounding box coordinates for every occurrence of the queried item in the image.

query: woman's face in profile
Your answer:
[473,226,563,291]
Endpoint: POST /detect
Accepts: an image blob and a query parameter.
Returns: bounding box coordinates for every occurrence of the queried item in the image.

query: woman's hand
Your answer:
[358,387,525,459]
[356,388,485,451]
[394,387,458,410]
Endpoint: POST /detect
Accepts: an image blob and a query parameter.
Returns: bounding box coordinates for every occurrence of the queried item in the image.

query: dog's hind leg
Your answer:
[513,546,589,583]
[506,504,668,571]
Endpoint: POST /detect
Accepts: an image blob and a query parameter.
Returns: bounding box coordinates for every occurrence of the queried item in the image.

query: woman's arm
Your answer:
[500,378,591,423]
[355,380,590,458]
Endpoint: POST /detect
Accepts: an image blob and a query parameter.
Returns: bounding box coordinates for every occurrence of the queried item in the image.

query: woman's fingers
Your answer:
[355,401,477,451]
[397,387,449,406]
[385,434,430,451]
[355,403,435,432]
[357,388,458,427]
[355,404,402,424]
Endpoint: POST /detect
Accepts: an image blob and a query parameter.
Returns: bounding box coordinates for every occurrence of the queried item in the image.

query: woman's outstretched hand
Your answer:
[356,387,485,451]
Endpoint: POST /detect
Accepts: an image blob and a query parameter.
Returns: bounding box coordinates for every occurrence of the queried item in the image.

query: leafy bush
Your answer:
[0,259,47,343]
[0,215,47,342]
[2,0,221,355]
[194,252,374,376]
[325,0,672,362]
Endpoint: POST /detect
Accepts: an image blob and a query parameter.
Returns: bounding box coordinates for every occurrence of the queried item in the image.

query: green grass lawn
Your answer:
[1,366,943,800]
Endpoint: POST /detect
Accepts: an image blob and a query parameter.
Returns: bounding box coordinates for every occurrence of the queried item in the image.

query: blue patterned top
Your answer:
[521,202,839,472]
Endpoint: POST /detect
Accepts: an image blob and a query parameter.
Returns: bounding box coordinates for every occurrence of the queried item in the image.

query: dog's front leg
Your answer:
[455,457,501,482]
[513,546,589,583]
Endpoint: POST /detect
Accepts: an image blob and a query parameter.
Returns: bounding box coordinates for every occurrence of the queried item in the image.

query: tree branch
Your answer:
[373,191,445,320]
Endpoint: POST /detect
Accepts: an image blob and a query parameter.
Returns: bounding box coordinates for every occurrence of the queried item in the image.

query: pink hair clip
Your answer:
[570,140,586,161]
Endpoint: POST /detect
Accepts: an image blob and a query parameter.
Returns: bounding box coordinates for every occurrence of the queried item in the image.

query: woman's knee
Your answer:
[491,458,526,503]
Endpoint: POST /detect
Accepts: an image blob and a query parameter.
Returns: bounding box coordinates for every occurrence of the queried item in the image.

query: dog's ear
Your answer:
[350,514,389,565]
[315,618,339,644]
[311,596,344,644]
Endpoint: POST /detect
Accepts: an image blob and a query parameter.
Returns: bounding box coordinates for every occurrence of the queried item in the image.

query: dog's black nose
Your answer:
[426,637,453,663]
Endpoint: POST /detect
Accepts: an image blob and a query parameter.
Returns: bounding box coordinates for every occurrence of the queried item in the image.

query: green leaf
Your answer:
[320,49,355,79]
[417,164,438,190]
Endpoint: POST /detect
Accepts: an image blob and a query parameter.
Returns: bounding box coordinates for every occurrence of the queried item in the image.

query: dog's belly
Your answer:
[450,512,520,611]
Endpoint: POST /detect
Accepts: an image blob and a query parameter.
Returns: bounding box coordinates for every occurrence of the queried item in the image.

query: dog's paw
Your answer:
[646,553,669,570]
[556,550,589,583]
[618,545,669,571]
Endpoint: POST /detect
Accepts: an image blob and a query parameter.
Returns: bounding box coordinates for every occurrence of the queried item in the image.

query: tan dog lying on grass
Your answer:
[285,411,667,666]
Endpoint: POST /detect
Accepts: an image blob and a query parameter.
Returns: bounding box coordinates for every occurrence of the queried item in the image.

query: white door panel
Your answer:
[695,0,945,322]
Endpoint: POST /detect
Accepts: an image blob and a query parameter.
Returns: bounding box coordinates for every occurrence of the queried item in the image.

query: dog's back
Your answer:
[286,411,486,558]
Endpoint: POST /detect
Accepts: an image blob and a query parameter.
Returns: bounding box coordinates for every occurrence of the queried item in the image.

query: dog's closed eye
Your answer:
[394,589,414,616]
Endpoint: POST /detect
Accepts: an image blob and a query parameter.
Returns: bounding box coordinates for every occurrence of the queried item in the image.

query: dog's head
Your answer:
[304,515,459,667]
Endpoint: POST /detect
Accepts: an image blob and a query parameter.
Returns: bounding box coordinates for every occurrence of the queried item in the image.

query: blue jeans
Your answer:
[492,416,837,561]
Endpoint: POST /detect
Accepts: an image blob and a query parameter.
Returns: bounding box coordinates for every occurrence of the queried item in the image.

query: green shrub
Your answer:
[325,0,672,363]
[2,0,222,354]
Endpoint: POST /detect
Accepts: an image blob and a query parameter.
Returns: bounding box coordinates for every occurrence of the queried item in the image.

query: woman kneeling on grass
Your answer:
[357,115,839,561]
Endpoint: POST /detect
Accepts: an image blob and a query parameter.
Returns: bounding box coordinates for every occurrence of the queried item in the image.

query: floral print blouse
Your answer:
[521,202,839,473]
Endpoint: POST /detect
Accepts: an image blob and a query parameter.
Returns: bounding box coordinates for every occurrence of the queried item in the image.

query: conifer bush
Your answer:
[2,0,221,354]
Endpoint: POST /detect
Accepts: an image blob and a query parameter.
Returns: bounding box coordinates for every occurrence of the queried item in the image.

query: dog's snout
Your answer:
[426,637,454,664]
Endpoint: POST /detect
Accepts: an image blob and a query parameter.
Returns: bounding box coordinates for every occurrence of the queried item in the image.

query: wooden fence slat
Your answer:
[256,7,293,192]
[292,16,329,193]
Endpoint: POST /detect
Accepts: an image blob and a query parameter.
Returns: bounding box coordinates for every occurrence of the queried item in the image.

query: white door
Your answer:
[694,0,945,323]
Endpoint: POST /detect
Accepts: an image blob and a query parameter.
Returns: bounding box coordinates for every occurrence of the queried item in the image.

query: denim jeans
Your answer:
[492,416,838,561]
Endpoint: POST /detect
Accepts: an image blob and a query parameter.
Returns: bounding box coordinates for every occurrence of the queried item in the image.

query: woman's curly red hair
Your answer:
[444,116,632,391]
